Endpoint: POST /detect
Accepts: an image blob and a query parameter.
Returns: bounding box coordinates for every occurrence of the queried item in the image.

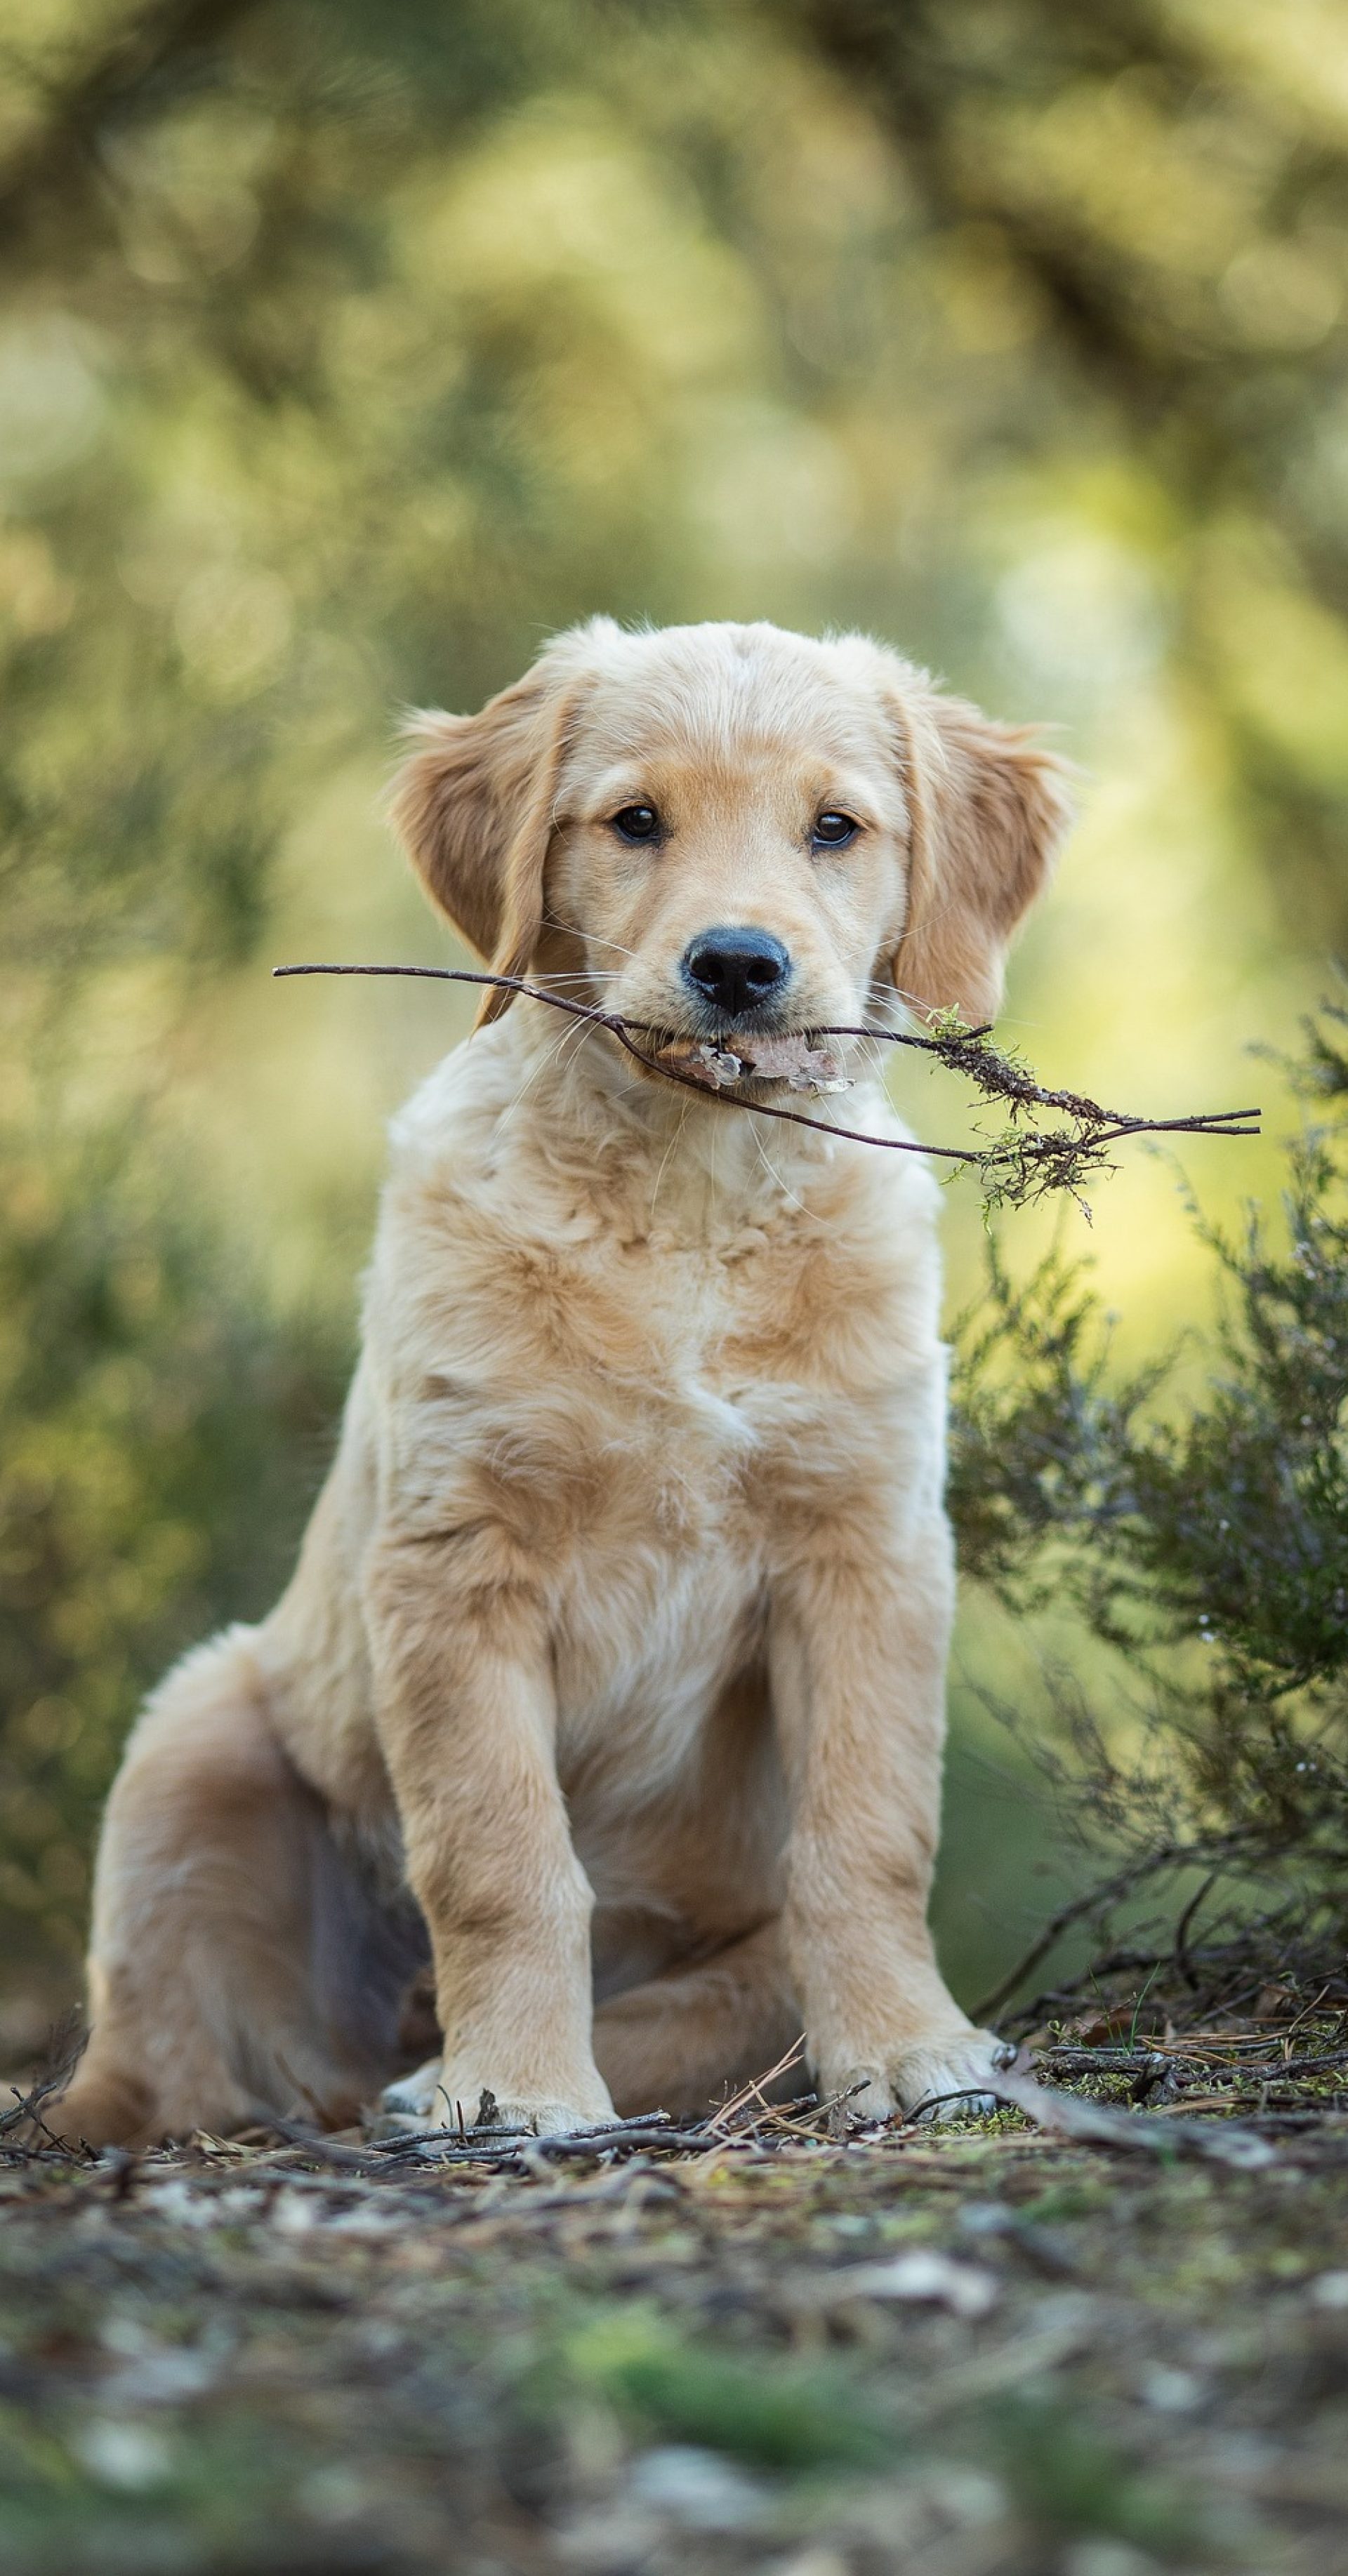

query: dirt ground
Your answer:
[4,2018,1348,2576]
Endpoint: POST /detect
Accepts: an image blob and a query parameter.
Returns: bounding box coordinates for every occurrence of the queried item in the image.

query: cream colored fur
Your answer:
[54,618,1067,2148]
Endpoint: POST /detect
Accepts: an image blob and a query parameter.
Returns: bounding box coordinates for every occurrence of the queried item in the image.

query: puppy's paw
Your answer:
[895,2029,1015,2125]
[483,2095,621,2140]
[820,2029,1012,2132]
[375,2057,616,2139]
[377,2055,455,2132]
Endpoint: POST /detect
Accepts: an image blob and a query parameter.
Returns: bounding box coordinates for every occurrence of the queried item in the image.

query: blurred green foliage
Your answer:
[557,2309,892,2469]
[1,0,1346,2010]
[802,0,1348,950]
[0,1116,342,1977]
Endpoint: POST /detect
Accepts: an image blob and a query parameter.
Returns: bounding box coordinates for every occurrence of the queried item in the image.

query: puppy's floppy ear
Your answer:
[891,682,1071,1028]
[389,657,586,1026]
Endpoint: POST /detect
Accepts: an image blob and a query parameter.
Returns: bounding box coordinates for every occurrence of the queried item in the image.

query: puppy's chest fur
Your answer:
[373,1109,944,1786]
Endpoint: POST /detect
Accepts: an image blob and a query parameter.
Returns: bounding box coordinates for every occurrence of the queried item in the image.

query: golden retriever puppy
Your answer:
[53,618,1066,2149]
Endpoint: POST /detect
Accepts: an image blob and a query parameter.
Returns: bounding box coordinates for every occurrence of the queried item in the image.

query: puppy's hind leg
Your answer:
[52,1629,400,2147]
[593,1920,801,2120]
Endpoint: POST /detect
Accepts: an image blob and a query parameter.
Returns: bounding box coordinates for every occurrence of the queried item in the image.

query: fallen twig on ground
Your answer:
[987,2051,1281,2170]
[1,2015,88,2148]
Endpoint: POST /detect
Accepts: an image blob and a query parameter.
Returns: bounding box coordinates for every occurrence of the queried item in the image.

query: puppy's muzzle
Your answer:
[681,927,792,1020]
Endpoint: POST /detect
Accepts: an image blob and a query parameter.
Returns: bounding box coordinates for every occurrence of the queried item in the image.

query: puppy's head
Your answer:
[391,620,1069,1063]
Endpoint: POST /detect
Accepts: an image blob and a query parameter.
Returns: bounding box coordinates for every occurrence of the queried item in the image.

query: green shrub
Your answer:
[949,995,1348,2008]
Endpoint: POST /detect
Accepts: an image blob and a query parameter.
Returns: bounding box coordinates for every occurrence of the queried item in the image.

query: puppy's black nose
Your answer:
[682,927,791,1018]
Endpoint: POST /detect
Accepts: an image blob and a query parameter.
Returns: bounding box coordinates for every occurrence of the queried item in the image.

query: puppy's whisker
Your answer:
[495,1007,595,1134]
[751,1125,813,1218]
[649,1095,689,1223]
[541,916,643,965]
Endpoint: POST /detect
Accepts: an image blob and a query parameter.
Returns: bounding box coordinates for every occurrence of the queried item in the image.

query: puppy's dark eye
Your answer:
[611,804,661,843]
[812,810,858,849]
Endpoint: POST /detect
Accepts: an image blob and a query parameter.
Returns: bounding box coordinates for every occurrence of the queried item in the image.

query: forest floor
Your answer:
[3,1991,1348,2576]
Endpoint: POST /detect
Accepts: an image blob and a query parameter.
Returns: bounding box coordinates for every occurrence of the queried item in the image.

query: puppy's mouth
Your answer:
[644,1026,853,1099]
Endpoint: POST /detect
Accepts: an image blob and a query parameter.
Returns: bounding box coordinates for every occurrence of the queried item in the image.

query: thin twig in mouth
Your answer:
[272,962,1260,1209]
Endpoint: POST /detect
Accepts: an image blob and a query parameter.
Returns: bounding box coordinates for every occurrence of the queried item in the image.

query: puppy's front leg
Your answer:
[770,1518,1005,2125]
[364,1540,614,2136]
